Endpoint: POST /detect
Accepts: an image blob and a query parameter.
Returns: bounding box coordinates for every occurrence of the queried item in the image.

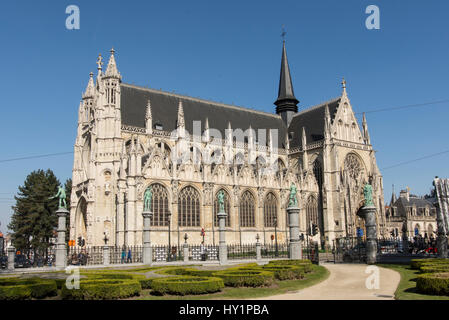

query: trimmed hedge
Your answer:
[155,267,215,277]
[81,272,153,289]
[268,260,312,273]
[411,259,449,270]
[212,270,274,287]
[261,265,304,280]
[268,259,311,266]
[420,265,449,274]
[151,276,224,295]
[416,273,449,295]
[61,279,141,300]
[0,278,57,300]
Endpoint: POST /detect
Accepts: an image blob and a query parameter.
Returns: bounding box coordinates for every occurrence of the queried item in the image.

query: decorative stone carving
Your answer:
[172,179,179,203]
[203,182,214,206]
[257,187,265,208]
[233,185,240,207]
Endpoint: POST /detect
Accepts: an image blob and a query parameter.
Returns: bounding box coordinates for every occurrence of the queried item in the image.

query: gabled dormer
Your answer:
[331,79,365,144]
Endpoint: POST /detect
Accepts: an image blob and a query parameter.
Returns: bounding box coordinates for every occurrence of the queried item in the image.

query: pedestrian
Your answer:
[127,248,132,263]
[121,246,126,264]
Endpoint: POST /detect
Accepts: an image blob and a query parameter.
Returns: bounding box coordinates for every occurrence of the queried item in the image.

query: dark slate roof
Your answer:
[288,98,341,149]
[120,83,288,147]
[395,197,433,208]
[392,196,435,217]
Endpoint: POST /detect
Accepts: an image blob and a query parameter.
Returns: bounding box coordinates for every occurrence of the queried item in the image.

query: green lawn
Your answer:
[380,264,449,300]
[137,264,329,300]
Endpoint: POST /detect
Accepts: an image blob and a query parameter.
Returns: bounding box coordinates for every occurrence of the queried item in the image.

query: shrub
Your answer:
[410,259,449,270]
[61,279,141,300]
[0,278,57,300]
[267,260,312,273]
[212,270,274,287]
[420,265,449,274]
[151,276,224,295]
[81,272,153,289]
[416,273,449,295]
[155,267,215,277]
[268,259,311,266]
[261,265,304,280]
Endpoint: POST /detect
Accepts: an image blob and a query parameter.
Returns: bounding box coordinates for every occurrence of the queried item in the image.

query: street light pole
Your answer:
[167,212,171,261]
[274,216,278,257]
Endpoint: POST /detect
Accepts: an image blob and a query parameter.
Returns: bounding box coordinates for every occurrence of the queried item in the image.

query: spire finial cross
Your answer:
[96,54,103,71]
[342,77,347,89]
[281,25,286,42]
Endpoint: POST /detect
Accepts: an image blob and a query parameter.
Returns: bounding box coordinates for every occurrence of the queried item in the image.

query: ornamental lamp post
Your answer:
[167,212,172,261]
[183,233,189,263]
[274,216,278,257]
[256,233,261,260]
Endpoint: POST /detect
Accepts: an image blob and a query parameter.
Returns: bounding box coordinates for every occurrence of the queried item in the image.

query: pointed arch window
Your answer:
[313,159,323,188]
[178,186,201,227]
[150,183,169,227]
[240,191,255,227]
[306,195,319,231]
[214,189,230,227]
[264,192,278,228]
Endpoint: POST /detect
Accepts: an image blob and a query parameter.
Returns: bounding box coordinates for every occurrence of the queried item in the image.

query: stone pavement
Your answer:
[253,263,401,300]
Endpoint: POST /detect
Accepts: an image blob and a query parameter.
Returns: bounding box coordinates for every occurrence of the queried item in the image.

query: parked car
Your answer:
[14,254,31,268]
[378,241,403,254]
[0,256,7,269]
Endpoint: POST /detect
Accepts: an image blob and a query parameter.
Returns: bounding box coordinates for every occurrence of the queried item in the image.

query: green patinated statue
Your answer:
[49,186,67,209]
[363,180,374,207]
[218,190,225,213]
[144,186,153,212]
[288,183,298,207]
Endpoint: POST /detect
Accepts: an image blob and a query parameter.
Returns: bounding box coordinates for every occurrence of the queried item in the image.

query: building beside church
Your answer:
[70,42,387,247]
[385,187,437,238]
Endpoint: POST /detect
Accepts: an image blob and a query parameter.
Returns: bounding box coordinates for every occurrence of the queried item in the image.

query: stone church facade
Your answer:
[70,43,387,247]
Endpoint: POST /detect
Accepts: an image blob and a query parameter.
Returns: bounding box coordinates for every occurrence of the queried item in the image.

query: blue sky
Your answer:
[0,0,448,232]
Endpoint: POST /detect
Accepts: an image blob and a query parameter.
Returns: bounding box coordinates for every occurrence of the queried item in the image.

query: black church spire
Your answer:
[275,41,299,126]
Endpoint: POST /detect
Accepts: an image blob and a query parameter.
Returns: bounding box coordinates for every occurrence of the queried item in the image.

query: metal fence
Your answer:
[109,245,143,264]
[227,244,257,260]
[301,240,320,264]
[332,237,367,263]
[261,243,288,259]
[377,236,438,256]
[152,245,184,262]
[67,246,104,266]
[189,245,219,261]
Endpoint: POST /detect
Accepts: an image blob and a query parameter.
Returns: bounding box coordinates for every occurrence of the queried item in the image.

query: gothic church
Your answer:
[70,42,387,247]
